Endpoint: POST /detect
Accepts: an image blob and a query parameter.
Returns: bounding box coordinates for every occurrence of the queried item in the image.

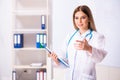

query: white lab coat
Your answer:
[60,29,107,80]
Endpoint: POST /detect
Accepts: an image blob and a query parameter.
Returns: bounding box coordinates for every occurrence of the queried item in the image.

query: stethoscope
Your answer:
[66,29,93,58]
[65,29,93,80]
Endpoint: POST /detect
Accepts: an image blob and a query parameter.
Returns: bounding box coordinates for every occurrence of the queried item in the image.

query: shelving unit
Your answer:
[12,0,52,80]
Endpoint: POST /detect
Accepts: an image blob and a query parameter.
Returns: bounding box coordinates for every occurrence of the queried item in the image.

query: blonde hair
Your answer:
[73,5,97,31]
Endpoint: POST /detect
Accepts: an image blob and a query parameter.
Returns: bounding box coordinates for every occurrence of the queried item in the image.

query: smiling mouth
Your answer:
[78,24,83,27]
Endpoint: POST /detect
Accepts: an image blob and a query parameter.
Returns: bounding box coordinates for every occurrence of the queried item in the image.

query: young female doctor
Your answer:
[50,5,107,80]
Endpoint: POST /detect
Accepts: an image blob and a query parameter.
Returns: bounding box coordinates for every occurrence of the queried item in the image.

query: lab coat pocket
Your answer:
[81,73,95,80]
[81,58,95,80]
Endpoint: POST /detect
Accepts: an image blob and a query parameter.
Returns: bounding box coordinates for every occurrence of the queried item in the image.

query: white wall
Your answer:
[94,0,120,67]
[52,0,120,67]
[0,0,120,79]
[0,0,12,79]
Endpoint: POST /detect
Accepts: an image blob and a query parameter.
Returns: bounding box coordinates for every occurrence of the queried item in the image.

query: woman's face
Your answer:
[74,11,89,31]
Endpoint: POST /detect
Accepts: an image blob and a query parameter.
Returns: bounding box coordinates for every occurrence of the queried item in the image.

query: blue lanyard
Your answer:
[66,29,93,58]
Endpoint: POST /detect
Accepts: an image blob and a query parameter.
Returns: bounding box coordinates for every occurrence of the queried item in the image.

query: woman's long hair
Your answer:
[73,5,97,31]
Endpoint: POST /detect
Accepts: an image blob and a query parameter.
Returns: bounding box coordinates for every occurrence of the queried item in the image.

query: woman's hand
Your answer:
[74,39,92,53]
[49,52,60,65]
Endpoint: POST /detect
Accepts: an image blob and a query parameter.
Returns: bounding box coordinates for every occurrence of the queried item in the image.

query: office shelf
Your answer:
[12,0,52,80]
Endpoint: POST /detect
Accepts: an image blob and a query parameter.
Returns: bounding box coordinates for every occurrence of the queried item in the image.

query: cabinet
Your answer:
[11,0,52,80]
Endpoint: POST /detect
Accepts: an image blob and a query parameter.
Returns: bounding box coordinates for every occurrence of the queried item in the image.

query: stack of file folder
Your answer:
[36,33,47,48]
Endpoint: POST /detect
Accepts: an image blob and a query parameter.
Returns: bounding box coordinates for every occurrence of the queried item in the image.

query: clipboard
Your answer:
[42,45,70,67]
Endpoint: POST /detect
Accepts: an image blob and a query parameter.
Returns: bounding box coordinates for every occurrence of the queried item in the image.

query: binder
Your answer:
[43,70,47,80]
[36,33,41,48]
[43,33,47,47]
[17,34,23,48]
[12,71,16,80]
[40,70,44,80]
[14,34,23,48]
[41,15,46,29]
[36,33,47,48]
[40,34,44,48]
[14,34,17,48]
[36,70,47,80]
[36,71,40,80]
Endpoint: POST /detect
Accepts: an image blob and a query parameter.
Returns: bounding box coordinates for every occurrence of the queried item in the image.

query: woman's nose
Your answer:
[79,18,82,23]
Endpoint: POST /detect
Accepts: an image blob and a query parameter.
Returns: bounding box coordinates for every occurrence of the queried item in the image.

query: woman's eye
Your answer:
[75,17,78,19]
[81,16,86,19]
